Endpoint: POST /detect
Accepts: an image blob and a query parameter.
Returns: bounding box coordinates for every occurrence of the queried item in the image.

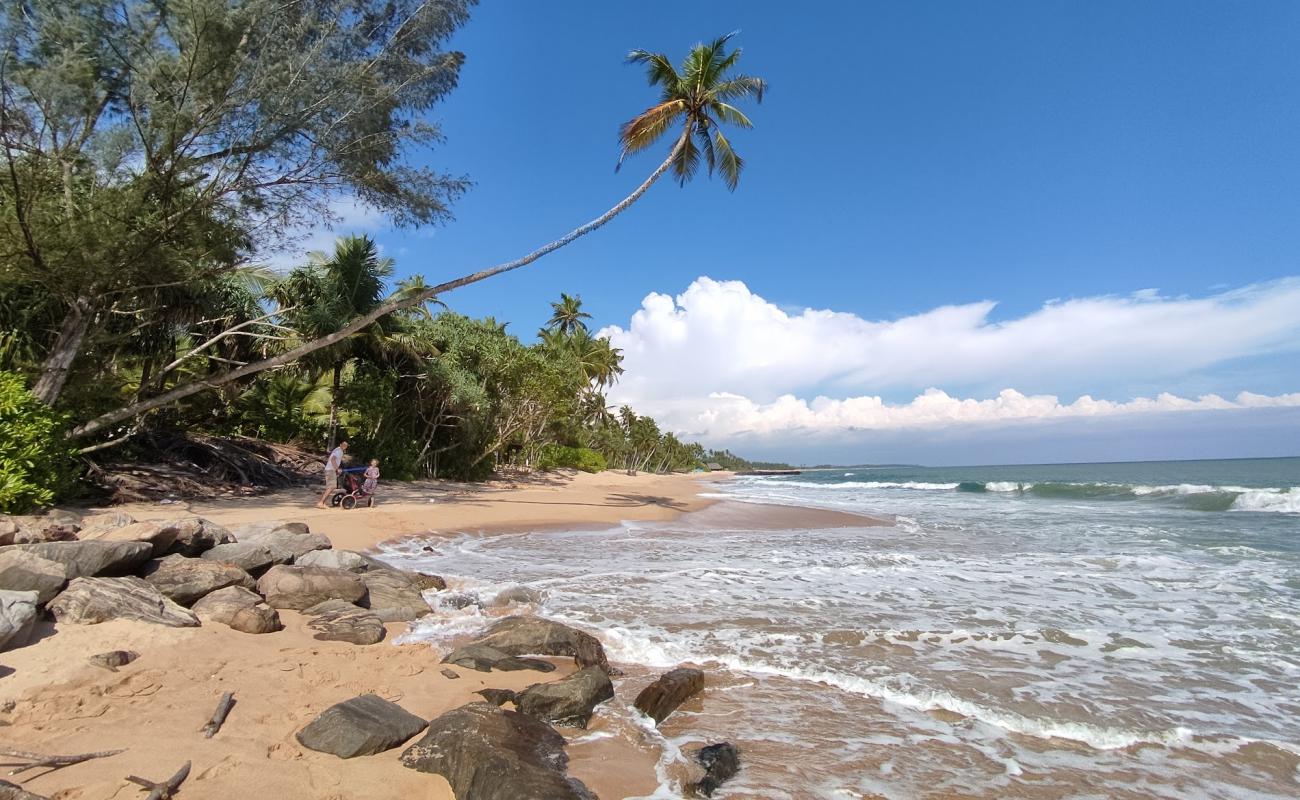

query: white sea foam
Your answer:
[984,481,1027,492]
[1231,488,1300,513]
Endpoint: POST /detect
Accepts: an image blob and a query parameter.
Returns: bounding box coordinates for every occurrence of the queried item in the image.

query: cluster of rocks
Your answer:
[0,511,445,651]
[2,511,740,799]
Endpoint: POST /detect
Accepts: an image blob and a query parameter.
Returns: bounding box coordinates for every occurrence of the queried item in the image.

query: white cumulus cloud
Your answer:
[598,277,1300,441]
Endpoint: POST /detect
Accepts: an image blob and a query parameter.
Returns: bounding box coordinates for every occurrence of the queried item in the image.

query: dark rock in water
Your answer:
[88,650,139,672]
[0,777,50,799]
[192,586,282,634]
[0,541,152,579]
[200,541,286,574]
[475,688,517,707]
[492,586,543,606]
[442,643,556,673]
[440,667,461,680]
[469,616,609,673]
[436,591,482,611]
[0,550,68,604]
[141,554,255,606]
[411,572,447,592]
[685,742,740,797]
[400,702,596,800]
[516,666,614,728]
[0,591,39,652]
[303,599,384,645]
[48,577,198,627]
[633,667,705,724]
[296,693,428,758]
[256,565,367,610]
[360,568,433,622]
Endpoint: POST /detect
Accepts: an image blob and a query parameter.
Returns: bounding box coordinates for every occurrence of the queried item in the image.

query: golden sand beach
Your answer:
[1,471,727,800]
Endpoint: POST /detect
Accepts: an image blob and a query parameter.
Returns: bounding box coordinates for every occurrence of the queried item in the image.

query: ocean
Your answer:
[384,457,1299,798]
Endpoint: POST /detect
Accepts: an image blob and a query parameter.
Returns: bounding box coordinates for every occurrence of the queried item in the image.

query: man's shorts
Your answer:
[324,469,337,491]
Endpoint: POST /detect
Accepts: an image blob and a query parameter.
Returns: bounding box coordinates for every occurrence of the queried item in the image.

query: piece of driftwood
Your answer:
[125,760,190,800]
[200,692,235,739]
[0,747,125,776]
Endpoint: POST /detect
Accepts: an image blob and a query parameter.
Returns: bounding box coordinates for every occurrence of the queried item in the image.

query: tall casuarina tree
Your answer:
[71,33,766,441]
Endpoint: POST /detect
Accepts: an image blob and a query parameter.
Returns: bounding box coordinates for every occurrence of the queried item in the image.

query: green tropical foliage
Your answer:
[0,371,78,512]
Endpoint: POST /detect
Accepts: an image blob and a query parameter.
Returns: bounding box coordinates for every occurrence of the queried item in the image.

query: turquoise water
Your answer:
[389,457,1300,798]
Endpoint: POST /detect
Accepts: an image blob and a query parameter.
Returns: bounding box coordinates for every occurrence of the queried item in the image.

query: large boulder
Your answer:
[400,702,595,800]
[516,666,614,729]
[237,529,331,561]
[469,617,609,673]
[86,521,178,555]
[229,520,310,539]
[295,549,369,572]
[0,590,39,652]
[47,577,198,627]
[303,599,385,645]
[684,743,741,797]
[0,550,68,604]
[191,586,281,634]
[200,542,286,573]
[256,565,367,610]
[296,694,428,758]
[442,644,557,674]
[162,518,235,556]
[633,667,705,725]
[141,555,255,606]
[0,512,79,545]
[0,541,152,579]
[77,511,135,536]
[360,568,433,622]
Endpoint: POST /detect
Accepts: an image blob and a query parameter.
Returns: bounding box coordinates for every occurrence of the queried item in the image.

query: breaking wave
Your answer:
[747,476,1298,513]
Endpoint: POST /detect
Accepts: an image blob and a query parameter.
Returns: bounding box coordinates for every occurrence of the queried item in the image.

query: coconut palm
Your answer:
[275,235,404,447]
[75,35,766,441]
[546,293,592,335]
[619,32,766,190]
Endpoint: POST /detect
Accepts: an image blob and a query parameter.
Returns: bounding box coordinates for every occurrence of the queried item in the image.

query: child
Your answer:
[362,459,380,503]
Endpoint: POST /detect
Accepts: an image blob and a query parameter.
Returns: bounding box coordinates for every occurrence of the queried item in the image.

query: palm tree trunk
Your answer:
[71,127,693,443]
[326,362,343,449]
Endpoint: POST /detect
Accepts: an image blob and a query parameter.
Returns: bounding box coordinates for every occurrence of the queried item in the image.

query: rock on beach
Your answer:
[401,702,596,800]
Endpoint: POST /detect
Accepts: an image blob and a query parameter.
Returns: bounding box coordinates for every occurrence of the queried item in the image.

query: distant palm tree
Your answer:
[547,293,592,335]
[620,32,766,190]
[276,235,401,447]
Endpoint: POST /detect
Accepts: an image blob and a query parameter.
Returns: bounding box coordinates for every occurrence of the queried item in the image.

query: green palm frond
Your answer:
[619,33,765,190]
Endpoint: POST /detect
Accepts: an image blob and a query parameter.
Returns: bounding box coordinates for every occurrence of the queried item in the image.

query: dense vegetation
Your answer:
[0,2,773,508]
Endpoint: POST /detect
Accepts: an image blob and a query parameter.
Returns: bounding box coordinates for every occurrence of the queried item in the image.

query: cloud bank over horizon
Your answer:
[599,277,1300,452]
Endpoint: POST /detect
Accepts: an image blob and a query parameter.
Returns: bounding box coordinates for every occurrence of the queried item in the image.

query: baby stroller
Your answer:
[329,467,375,510]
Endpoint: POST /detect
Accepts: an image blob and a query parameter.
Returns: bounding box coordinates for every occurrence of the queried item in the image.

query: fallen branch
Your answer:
[126,760,190,800]
[0,747,125,776]
[200,692,235,738]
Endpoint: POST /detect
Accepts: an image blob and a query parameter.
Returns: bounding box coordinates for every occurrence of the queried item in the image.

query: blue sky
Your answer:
[299,1,1300,463]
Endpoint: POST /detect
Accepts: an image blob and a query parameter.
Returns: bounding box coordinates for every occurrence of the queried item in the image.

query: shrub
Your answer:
[537,444,606,474]
[0,371,79,512]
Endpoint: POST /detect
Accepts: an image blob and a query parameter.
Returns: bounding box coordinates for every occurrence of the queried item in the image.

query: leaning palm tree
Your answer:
[74,34,766,442]
[547,293,592,335]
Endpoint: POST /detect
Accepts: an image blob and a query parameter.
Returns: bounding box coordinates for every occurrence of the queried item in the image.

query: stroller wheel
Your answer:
[330,491,344,507]
[341,495,357,510]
